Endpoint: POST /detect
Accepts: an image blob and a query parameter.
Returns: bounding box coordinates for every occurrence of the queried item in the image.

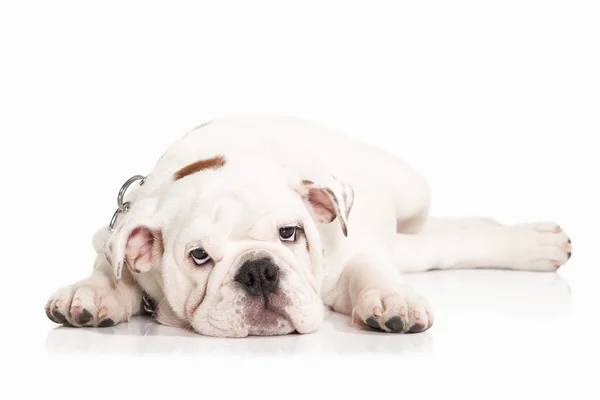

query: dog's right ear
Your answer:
[104,202,164,282]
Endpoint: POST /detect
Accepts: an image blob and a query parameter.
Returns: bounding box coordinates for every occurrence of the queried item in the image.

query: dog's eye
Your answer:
[279,226,298,242]
[189,248,211,265]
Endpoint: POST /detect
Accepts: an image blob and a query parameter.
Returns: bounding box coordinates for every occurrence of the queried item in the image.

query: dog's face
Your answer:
[160,180,327,338]
[107,158,353,337]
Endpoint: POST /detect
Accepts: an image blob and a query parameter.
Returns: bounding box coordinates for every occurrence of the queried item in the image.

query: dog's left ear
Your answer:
[296,176,354,237]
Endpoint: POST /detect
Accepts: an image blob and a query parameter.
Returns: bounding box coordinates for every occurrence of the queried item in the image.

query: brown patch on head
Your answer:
[173,155,226,180]
[155,230,164,256]
[301,180,314,186]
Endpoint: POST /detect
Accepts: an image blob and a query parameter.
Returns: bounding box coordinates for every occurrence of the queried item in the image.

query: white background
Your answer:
[1,1,599,399]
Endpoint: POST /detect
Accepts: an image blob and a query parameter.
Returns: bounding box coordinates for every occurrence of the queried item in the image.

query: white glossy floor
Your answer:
[42,269,575,357]
[8,260,597,400]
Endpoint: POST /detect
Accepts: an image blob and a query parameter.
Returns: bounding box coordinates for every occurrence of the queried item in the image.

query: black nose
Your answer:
[235,258,280,296]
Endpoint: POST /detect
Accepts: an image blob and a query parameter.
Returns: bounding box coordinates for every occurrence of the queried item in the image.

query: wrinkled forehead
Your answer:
[169,170,305,241]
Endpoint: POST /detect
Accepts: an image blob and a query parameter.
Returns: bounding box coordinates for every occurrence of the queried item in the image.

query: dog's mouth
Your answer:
[224,254,297,335]
[196,287,321,337]
[241,292,296,336]
[196,282,298,337]
[191,252,323,337]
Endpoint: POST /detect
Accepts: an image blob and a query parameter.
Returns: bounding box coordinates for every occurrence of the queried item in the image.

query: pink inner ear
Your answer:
[125,226,155,271]
[308,188,336,223]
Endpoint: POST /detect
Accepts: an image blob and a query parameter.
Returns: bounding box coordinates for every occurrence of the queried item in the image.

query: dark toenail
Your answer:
[385,316,404,333]
[46,307,57,323]
[409,323,426,333]
[98,318,114,327]
[52,310,68,324]
[568,239,571,243]
[567,251,572,259]
[77,309,93,325]
[365,317,381,330]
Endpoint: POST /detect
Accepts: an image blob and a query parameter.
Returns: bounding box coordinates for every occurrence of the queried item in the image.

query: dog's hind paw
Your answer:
[351,285,434,334]
[503,222,572,271]
[45,283,130,328]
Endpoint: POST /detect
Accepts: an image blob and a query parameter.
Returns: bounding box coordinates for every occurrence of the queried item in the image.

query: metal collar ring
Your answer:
[108,174,146,232]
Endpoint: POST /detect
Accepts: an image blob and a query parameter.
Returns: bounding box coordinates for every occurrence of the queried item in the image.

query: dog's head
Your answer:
[106,155,353,337]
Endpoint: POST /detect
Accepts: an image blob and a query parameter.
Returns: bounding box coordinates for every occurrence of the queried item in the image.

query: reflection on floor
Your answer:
[44,269,571,356]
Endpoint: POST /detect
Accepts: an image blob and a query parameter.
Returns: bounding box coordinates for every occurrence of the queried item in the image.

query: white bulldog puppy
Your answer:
[45,116,572,337]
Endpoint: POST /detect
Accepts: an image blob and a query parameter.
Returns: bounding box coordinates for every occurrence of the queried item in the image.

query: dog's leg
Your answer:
[417,216,504,234]
[393,221,572,273]
[331,239,434,333]
[44,253,144,327]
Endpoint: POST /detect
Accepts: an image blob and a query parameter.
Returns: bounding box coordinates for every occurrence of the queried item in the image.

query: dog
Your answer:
[44,115,572,337]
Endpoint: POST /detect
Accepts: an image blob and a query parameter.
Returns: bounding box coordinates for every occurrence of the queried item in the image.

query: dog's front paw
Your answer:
[352,285,434,334]
[45,283,129,328]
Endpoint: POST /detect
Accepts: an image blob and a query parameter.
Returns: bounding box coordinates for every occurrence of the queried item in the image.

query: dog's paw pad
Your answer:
[384,316,404,333]
[71,306,93,325]
[98,318,115,328]
[352,285,434,334]
[45,284,128,328]
[365,316,382,330]
[51,310,68,324]
[409,323,426,333]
